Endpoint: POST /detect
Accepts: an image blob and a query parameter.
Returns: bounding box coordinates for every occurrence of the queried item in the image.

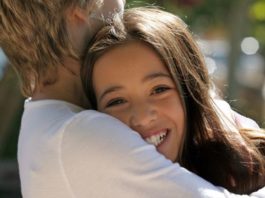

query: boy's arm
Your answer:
[233,111,260,129]
[213,99,260,131]
[61,110,264,198]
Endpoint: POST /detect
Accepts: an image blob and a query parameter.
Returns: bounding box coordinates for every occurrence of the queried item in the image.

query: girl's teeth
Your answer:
[145,131,167,146]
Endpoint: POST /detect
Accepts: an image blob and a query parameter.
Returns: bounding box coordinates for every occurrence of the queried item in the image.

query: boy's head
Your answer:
[0,0,124,96]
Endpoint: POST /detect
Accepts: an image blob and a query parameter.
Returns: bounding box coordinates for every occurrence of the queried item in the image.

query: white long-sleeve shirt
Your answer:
[18,99,265,198]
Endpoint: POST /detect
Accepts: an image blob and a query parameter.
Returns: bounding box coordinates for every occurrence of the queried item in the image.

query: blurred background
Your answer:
[0,0,264,197]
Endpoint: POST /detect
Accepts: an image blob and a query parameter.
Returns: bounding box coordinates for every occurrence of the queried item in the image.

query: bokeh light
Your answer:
[241,37,260,55]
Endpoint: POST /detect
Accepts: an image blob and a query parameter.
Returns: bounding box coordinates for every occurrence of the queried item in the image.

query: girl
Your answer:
[81,7,265,194]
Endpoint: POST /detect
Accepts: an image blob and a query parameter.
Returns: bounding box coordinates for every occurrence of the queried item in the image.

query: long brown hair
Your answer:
[81,7,265,194]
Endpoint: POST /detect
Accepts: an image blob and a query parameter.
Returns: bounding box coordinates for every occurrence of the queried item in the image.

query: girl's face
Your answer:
[92,42,185,161]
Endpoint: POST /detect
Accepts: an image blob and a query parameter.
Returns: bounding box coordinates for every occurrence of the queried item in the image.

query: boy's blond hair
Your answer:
[0,0,102,96]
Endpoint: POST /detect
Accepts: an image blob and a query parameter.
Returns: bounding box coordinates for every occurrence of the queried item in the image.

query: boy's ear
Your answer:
[67,6,90,24]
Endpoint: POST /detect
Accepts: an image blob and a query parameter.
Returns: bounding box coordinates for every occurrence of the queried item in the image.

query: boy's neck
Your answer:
[32,62,89,108]
[31,81,88,108]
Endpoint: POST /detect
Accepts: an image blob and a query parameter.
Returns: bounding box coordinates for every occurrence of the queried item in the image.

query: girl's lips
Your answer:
[144,129,169,147]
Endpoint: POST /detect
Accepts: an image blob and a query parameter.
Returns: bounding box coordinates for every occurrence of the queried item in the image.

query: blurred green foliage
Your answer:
[251,0,265,53]
[0,67,24,159]
[251,1,265,21]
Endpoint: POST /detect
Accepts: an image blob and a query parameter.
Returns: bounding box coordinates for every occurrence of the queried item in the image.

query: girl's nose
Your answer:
[129,104,157,130]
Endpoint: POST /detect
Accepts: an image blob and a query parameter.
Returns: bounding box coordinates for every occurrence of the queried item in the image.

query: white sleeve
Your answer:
[61,110,265,198]
[213,99,260,130]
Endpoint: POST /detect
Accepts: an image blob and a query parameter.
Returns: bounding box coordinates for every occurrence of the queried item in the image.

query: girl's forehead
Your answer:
[95,42,165,70]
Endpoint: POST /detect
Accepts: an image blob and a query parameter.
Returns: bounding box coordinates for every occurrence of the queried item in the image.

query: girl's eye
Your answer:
[105,98,126,108]
[151,86,171,95]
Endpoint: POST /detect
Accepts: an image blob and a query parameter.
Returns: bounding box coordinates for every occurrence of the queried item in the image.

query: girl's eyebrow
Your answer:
[142,72,171,82]
[99,72,171,102]
[99,86,123,102]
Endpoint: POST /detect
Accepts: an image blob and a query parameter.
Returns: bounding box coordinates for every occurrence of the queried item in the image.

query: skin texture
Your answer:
[93,41,185,161]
